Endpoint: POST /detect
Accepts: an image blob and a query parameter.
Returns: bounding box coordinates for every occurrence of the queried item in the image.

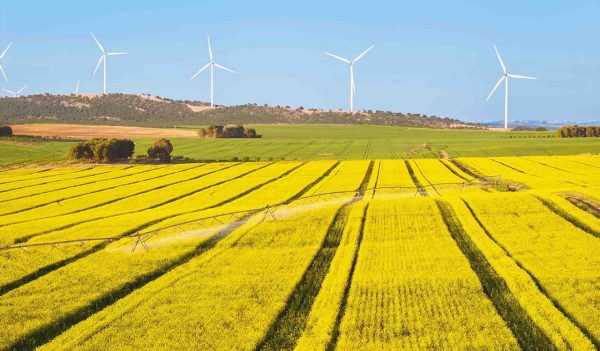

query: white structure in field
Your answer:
[91,33,127,94]
[325,45,374,113]
[486,44,537,129]
[0,42,12,82]
[190,36,235,108]
[2,85,27,97]
[75,80,80,94]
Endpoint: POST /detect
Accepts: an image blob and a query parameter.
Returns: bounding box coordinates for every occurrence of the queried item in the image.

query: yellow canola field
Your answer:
[0,161,339,351]
[39,204,343,351]
[465,193,600,342]
[335,198,518,350]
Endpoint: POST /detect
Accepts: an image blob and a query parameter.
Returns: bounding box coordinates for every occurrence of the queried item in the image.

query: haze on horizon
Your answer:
[0,0,599,123]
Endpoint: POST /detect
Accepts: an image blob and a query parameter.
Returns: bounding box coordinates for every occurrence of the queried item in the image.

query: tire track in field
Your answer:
[522,157,585,176]
[255,161,374,351]
[436,199,557,351]
[10,163,245,244]
[362,139,372,159]
[5,163,340,350]
[411,160,441,196]
[404,160,428,196]
[561,193,600,219]
[460,199,599,350]
[533,196,599,238]
[0,164,172,208]
[557,157,600,169]
[438,159,470,181]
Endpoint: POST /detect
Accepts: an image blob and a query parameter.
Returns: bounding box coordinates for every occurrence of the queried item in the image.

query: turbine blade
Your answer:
[93,55,104,76]
[190,62,211,80]
[207,36,213,61]
[351,67,355,92]
[353,45,374,63]
[0,64,7,82]
[214,63,235,73]
[486,76,505,101]
[91,33,105,53]
[107,52,128,56]
[493,44,506,74]
[325,52,351,64]
[0,42,12,59]
[2,89,15,95]
[507,74,537,80]
[17,85,26,94]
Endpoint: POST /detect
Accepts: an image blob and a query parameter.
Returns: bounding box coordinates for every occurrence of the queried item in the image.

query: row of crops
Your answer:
[0,155,598,350]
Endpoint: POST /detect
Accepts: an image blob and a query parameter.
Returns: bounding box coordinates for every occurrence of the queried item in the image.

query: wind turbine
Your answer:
[91,33,127,94]
[2,85,27,97]
[75,80,80,94]
[486,44,537,130]
[325,45,374,113]
[190,36,235,108]
[0,42,12,82]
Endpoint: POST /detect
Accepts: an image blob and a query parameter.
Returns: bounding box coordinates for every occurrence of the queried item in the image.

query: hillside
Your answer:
[0,94,481,129]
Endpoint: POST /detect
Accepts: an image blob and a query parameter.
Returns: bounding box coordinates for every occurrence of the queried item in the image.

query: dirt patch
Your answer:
[11,124,197,139]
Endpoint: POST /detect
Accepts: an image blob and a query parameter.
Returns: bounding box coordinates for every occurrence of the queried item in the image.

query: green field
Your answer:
[1,125,599,166]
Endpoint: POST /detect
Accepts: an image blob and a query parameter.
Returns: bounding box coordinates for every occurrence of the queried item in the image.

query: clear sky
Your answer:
[1,0,599,122]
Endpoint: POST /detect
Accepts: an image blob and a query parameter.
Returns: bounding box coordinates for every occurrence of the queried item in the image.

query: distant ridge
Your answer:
[0,93,481,129]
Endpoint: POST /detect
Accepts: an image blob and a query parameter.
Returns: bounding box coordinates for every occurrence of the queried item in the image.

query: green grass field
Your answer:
[1,124,599,166]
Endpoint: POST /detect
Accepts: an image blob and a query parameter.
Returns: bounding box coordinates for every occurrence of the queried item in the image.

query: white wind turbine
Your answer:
[91,33,127,94]
[190,36,235,108]
[0,42,12,82]
[74,79,80,94]
[486,44,537,130]
[2,85,27,97]
[325,45,374,113]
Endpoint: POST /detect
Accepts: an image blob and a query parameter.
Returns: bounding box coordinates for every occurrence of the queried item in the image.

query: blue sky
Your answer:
[1,0,599,122]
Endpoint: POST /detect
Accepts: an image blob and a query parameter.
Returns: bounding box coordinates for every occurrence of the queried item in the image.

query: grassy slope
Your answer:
[2,124,599,165]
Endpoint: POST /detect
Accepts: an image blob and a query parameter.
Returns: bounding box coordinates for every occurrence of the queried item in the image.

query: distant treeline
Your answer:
[556,125,600,138]
[0,94,481,129]
[512,126,548,131]
[198,125,261,139]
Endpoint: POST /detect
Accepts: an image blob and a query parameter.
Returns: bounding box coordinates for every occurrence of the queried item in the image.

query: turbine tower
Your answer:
[91,33,127,94]
[486,44,537,130]
[2,85,27,97]
[0,42,12,82]
[325,45,374,112]
[190,36,235,108]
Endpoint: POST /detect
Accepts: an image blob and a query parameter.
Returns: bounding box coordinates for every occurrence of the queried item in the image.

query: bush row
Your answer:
[0,126,12,137]
[198,125,261,138]
[556,125,600,138]
[69,138,135,163]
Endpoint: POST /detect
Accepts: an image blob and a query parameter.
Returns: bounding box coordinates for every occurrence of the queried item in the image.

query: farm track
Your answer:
[438,159,470,181]
[0,167,92,186]
[437,200,556,351]
[412,160,441,196]
[256,161,374,350]
[463,198,600,349]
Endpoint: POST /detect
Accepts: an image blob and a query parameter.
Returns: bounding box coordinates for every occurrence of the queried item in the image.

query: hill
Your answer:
[0,93,481,129]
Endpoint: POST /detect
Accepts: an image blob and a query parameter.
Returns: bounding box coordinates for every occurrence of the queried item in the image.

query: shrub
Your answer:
[0,126,12,137]
[147,138,173,162]
[69,138,135,163]
[198,124,261,138]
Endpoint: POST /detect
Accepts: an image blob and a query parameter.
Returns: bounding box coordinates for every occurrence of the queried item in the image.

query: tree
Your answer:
[0,125,12,137]
[147,138,174,162]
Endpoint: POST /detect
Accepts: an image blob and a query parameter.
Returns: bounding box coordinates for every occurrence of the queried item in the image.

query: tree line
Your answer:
[69,138,174,163]
[198,125,261,138]
[556,125,600,138]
